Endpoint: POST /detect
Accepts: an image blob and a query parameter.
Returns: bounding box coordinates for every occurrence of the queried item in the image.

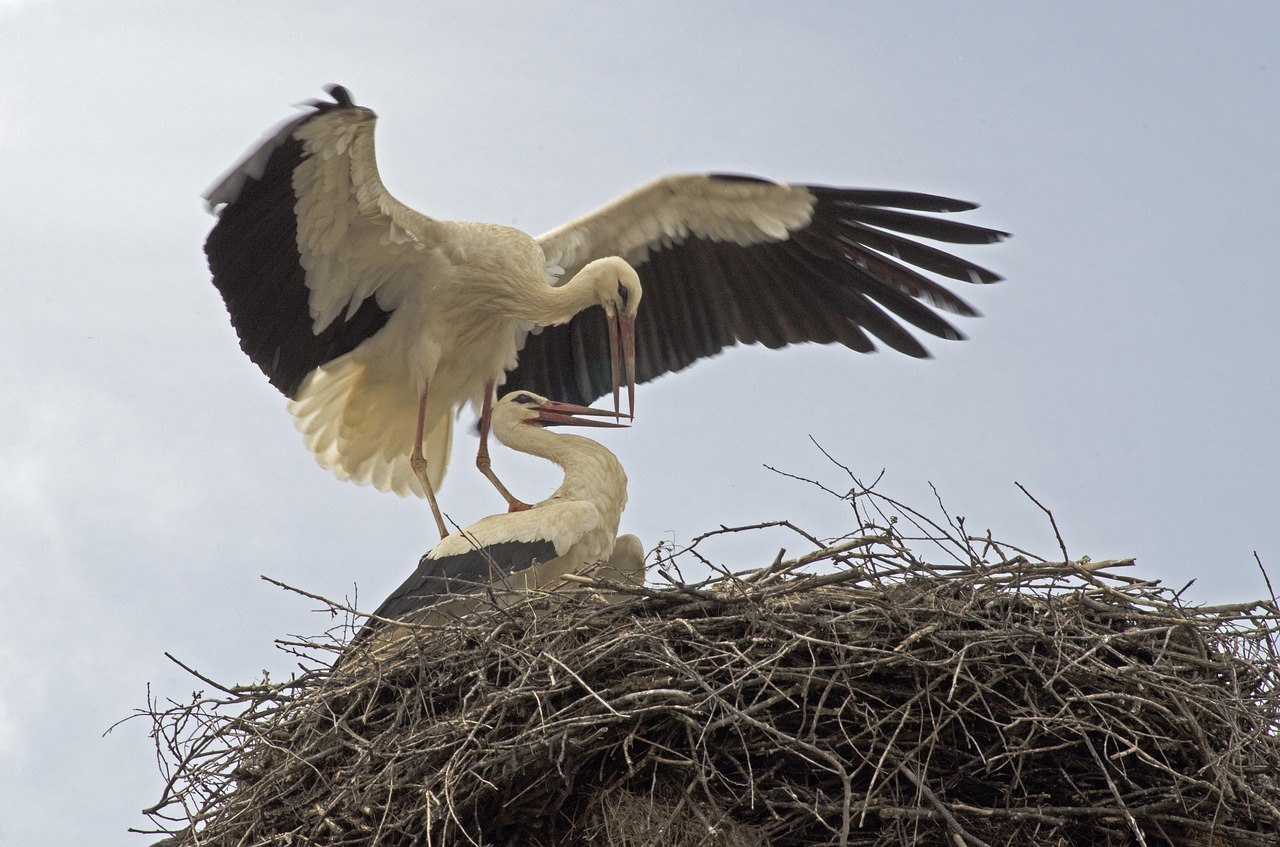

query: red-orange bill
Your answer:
[607,311,622,420]
[534,399,630,428]
[620,313,636,419]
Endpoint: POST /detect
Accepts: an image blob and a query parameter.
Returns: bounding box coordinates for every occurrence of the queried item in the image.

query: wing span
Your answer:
[204,85,448,398]
[505,173,1006,405]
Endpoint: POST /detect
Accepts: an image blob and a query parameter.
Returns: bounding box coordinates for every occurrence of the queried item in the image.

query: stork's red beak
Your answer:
[607,312,637,421]
[534,399,630,428]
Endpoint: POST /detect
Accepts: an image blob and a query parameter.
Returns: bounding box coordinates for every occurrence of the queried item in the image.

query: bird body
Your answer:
[207,87,641,532]
[286,246,637,497]
[428,396,630,567]
[285,228,546,497]
[205,85,1005,530]
[352,392,642,652]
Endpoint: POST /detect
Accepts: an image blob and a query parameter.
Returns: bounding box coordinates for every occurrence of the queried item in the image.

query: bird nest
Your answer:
[138,493,1280,847]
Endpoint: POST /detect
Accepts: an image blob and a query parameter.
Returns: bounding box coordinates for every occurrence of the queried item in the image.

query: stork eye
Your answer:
[616,281,629,306]
[514,393,537,405]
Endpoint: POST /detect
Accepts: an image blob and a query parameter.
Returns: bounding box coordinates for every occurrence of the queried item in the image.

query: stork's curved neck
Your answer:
[514,257,629,326]
[495,423,628,526]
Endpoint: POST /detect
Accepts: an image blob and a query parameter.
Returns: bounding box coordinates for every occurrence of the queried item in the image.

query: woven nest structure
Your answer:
[140,491,1280,847]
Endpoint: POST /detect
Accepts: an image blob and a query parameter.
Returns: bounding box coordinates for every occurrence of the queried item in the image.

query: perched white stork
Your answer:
[350,390,643,653]
[204,85,1006,538]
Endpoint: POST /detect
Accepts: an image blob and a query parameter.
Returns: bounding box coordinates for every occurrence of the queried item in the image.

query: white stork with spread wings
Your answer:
[349,391,643,656]
[204,85,1006,538]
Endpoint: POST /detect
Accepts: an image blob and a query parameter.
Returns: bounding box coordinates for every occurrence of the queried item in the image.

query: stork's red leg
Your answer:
[409,382,450,540]
[476,381,532,512]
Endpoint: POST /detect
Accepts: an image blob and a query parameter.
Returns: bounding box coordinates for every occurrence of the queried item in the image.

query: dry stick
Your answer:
[1014,481,1071,568]
[139,510,1280,847]
[895,763,995,847]
[1254,551,1280,665]
[743,535,889,583]
[1080,729,1150,847]
[697,519,828,549]
[762,462,849,502]
[859,684,941,825]
[162,653,242,698]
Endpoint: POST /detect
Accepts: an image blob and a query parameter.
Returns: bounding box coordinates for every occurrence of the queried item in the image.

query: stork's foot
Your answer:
[478,447,528,514]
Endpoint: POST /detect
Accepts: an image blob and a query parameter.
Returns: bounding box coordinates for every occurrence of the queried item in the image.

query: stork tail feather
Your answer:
[289,356,451,498]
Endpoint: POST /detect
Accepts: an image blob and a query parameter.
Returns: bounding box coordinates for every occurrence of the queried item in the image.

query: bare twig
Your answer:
[136,488,1280,847]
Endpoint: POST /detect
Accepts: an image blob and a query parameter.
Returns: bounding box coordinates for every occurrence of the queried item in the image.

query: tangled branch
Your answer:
[135,485,1280,847]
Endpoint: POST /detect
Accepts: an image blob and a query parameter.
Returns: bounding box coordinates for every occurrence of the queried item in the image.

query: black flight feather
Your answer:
[502,176,1005,405]
[204,88,393,398]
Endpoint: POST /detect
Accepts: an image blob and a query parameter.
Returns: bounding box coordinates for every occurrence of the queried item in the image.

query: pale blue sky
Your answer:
[1,3,1277,844]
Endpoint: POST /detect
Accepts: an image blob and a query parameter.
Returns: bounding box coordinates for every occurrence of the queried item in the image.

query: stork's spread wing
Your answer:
[504,173,1007,405]
[204,85,451,398]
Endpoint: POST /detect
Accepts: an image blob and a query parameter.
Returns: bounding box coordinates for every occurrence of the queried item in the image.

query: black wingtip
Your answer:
[301,85,372,117]
[324,84,356,108]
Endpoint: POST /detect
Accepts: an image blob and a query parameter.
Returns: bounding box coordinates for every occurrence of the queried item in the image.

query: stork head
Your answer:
[495,391,631,431]
[583,257,642,421]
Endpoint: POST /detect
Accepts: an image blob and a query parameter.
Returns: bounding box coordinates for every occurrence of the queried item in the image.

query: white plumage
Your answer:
[430,394,630,562]
[351,391,642,652]
[206,87,640,538]
[205,85,1005,538]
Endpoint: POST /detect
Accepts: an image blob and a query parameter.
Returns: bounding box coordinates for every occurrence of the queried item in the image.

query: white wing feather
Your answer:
[536,173,816,278]
[289,108,454,333]
[428,501,601,560]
